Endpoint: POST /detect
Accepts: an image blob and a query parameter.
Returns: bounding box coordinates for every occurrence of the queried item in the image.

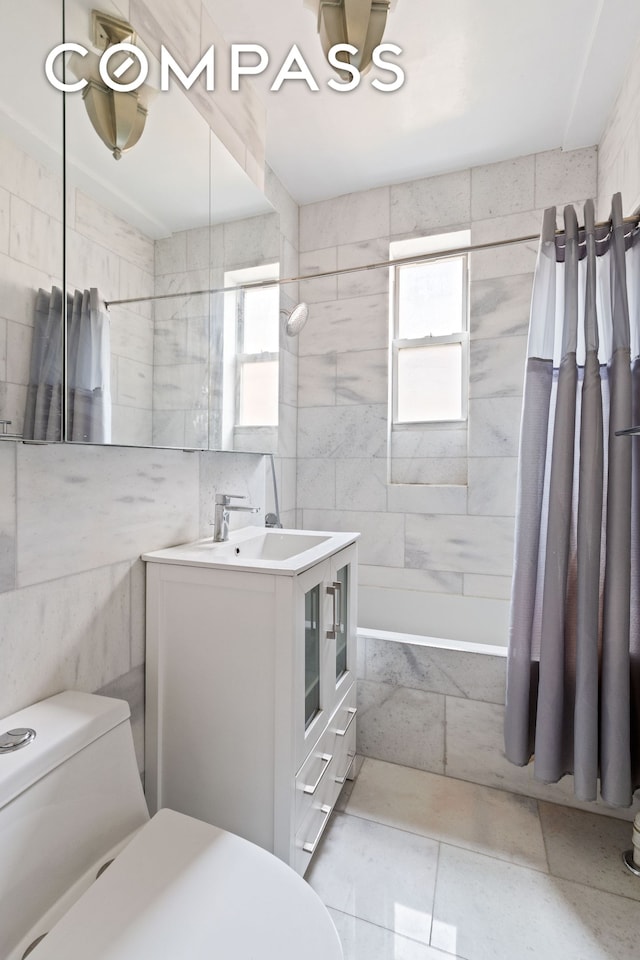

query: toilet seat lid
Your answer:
[30,809,343,960]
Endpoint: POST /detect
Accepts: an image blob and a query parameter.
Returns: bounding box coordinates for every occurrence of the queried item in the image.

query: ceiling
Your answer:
[205,0,640,204]
[5,0,640,230]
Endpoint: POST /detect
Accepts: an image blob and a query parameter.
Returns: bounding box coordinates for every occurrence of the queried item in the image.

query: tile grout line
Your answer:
[443,694,448,773]
[536,799,552,875]
[332,901,476,960]
[13,441,18,589]
[534,800,640,905]
[334,808,552,878]
[435,834,640,905]
[428,840,441,949]
[128,558,134,673]
[326,904,472,959]
[341,762,640,898]
[327,805,640,926]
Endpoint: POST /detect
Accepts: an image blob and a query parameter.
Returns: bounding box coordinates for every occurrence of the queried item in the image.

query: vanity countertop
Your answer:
[142,526,359,576]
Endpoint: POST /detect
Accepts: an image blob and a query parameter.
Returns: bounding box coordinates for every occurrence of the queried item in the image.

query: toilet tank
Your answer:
[0,691,149,960]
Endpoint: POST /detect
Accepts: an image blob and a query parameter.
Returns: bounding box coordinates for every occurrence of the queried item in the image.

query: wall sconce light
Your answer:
[304,0,397,76]
[68,11,153,160]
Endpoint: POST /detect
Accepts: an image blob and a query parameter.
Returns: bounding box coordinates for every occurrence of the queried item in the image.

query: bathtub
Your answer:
[355,614,640,823]
[357,626,507,659]
[354,620,507,784]
[357,584,510,649]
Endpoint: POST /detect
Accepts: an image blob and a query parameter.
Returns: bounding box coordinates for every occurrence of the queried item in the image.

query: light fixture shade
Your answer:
[307,0,395,76]
[67,13,152,161]
[82,79,147,160]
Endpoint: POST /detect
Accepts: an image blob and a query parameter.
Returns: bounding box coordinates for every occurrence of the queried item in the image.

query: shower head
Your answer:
[281,302,309,337]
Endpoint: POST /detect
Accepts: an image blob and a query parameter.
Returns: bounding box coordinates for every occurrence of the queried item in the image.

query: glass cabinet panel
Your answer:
[305,585,321,728]
[335,564,349,681]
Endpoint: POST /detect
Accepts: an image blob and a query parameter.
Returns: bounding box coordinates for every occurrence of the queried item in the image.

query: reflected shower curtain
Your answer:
[23,287,64,440]
[23,286,111,443]
[505,194,640,807]
[67,288,111,443]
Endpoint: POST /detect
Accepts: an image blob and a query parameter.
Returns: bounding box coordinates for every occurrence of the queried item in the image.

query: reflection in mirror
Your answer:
[152,144,280,453]
[64,0,211,448]
[63,0,278,452]
[219,260,280,453]
[0,0,64,441]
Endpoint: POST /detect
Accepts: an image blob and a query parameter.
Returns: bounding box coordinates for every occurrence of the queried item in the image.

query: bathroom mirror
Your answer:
[62,0,280,452]
[0,0,65,442]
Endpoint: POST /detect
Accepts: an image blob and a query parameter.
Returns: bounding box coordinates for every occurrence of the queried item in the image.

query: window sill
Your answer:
[392,418,467,430]
[387,481,467,489]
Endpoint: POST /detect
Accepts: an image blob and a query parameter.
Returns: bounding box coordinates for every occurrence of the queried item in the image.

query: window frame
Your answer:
[390,249,470,427]
[234,285,279,427]
[221,262,280,443]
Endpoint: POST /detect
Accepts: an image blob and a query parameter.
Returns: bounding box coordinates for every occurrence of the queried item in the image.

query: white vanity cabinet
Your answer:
[143,532,358,876]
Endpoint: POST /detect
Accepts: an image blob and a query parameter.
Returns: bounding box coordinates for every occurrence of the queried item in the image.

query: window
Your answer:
[236,283,279,426]
[223,264,280,434]
[390,232,470,424]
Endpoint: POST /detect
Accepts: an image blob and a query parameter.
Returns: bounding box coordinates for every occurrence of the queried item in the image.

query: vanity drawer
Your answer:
[293,682,357,874]
[294,793,335,876]
[329,682,357,792]
[295,719,338,830]
[295,682,357,824]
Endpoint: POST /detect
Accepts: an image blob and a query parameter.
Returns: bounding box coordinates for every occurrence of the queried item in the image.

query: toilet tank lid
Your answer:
[0,691,130,810]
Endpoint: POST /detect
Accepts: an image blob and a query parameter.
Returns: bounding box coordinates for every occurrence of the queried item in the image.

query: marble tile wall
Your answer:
[0,440,267,775]
[297,147,598,644]
[16,445,199,586]
[0,444,195,722]
[598,34,640,218]
[0,441,16,592]
[356,634,640,821]
[150,284,211,450]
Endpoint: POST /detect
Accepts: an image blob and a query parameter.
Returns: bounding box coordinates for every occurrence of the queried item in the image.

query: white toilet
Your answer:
[0,691,343,960]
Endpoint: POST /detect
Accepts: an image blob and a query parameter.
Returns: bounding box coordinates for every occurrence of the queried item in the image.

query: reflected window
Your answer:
[224,264,280,433]
[236,283,280,426]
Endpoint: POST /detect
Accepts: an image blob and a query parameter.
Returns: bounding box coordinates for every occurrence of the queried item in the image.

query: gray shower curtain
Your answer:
[67,288,111,443]
[23,286,111,443]
[23,286,64,441]
[505,194,640,807]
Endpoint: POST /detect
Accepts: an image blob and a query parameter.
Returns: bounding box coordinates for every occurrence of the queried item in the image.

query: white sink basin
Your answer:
[142,527,359,576]
[208,531,331,561]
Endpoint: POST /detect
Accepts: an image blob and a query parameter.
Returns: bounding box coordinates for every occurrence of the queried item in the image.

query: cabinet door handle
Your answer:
[333,580,342,632]
[326,582,339,639]
[302,804,332,854]
[335,753,355,785]
[335,707,357,737]
[302,753,333,795]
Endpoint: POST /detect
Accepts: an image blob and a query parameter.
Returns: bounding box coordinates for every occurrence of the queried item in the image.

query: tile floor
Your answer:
[306,758,640,960]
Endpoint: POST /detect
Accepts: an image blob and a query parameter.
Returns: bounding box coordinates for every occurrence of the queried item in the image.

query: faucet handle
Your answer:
[215,493,247,506]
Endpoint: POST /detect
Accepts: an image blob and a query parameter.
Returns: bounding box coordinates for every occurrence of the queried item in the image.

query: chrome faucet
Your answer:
[213,494,260,542]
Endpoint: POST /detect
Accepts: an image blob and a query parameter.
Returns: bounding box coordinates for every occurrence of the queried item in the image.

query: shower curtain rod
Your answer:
[104,212,640,309]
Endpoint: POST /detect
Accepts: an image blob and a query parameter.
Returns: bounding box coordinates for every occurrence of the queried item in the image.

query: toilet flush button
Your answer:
[0,727,36,753]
